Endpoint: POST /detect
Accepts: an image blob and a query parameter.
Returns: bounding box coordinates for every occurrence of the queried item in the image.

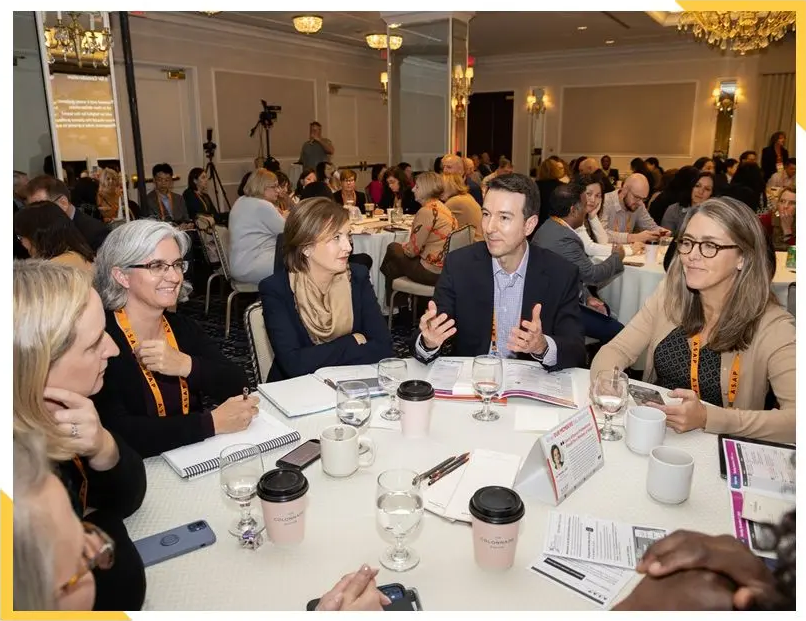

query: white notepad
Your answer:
[257,374,337,418]
[161,409,301,479]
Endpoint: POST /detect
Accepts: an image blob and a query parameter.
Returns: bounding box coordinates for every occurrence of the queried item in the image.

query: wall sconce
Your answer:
[451,64,474,119]
[380,71,388,105]
[526,89,547,115]
[712,81,739,115]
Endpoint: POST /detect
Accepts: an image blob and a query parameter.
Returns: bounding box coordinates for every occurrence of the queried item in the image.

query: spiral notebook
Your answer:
[161,409,301,479]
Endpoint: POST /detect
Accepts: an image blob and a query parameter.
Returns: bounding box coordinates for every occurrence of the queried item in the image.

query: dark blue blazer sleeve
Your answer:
[410,250,458,364]
[549,263,587,371]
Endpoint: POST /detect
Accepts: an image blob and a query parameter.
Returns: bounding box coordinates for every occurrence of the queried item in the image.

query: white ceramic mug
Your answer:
[645,243,659,265]
[625,406,666,455]
[319,425,375,478]
[646,446,694,504]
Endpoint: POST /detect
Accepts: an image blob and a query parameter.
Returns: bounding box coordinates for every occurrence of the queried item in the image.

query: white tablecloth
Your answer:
[599,251,795,325]
[124,363,733,611]
[351,218,410,313]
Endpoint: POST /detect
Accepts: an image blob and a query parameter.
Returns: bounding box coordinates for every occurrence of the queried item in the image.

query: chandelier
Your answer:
[365,34,403,50]
[293,15,323,34]
[450,64,474,119]
[43,12,113,68]
[677,11,796,55]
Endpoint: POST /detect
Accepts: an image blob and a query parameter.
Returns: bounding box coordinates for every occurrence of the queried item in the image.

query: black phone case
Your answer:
[276,439,321,470]
[306,584,422,611]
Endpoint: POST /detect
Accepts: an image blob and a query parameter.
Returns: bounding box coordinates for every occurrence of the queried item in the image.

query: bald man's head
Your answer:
[442,154,463,175]
[463,157,475,176]
[578,157,598,176]
[620,173,650,211]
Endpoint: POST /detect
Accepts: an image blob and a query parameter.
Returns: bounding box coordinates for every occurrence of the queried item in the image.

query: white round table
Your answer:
[124,363,733,611]
[350,217,410,313]
[599,251,795,325]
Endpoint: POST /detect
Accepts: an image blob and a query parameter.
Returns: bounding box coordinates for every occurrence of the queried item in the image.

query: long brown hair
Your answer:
[664,197,777,352]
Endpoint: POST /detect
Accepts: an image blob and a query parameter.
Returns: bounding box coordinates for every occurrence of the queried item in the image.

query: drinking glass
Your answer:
[591,369,629,441]
[365,202,376,217]
[219,443,264,538]
[336,380,372,432]
[376,469,424,572]
[378,358,408,421]
[472,354,503,422]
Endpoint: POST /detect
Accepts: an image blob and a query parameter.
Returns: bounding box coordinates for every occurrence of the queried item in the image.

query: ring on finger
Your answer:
[71,423,79,438]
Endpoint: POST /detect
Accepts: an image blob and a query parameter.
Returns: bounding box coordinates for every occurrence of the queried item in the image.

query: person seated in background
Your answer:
[260,198,392,381]
[398,161,415,186]
[739,150,758,166]
[334,168,366,211]
[317,161,341,194]
[13,261,147,610]
[600,154,618,183]
[143,163,192,228]
[661,169,715,237]
[295,167,318,197]
[300,180,335,200]
[693,156,716,174]
[477,152,494,177]
[92,220,257,457]
[442,154,482,205]
[600,173,670,244]
[15,201,95,271]
[724,158,739,184]
[379,166,419,215]
[481,157,514,196]
[442,172,483,241]
[71,176,103,222]
[536,157,567,226]
[238,156,266,197]
[228,169,286,285]
[465,156,483,186]
[648,167,681,223]
[533,181,624,344]
[273,170,294,213]
[592,197,795,443]
[767,157,795,189]
[761,131,788,183]
[27,175,109,252]
[380,172,457,304]
[731,162,767,212]
[575,175,642,259]
[645,157,663,190]
[413,173,586,369]
[183,167,218,220]
[772,186,796,251]
[366,164,387,204]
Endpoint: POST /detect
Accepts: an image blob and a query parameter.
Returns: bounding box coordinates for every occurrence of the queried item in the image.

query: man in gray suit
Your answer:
[143,162,192,228]
[533,179,624,344]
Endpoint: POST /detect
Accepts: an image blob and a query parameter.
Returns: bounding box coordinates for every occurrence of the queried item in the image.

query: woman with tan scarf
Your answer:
[259,197,393,381]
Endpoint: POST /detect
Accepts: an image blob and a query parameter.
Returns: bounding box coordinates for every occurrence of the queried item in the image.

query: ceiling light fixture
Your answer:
[605,39,615,44]
[293,15,323,34]
[577,26,588,31]
[365,33,403,50]
[42,11,113,68]
[389,23,401,29]
[677,11,795,55]
[199,11,221,16]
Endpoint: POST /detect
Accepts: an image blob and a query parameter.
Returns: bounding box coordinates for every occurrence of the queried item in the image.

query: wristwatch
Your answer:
[532,341,549,362]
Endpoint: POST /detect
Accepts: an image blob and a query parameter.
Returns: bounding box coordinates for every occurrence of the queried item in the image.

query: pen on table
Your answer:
[413,456,456,485]
[324,378,338,390]
[428,454,470,486]
[427,452,470,481]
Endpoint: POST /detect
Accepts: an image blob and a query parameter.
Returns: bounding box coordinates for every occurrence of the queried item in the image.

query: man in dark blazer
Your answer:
[26,175,109,251]
[533,180,625,344]
[142,162,191,225]
[413,173,586,370]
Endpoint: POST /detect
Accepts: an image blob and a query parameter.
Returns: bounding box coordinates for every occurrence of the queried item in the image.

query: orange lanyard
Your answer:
[550,216,572,229]
[114,309,190,417]
[195,191,211,213]
[72,456,88,513]
[690,334,741,408]
[157,193,173,220]
[490,311,498,353]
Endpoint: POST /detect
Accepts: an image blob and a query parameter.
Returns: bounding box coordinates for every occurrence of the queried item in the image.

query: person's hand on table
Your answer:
[613,568,735,610]
[614,244,626,260]
[507,303,548,356]
[316,565,392,611]
[636,530,777,610]
[630,241,646,255]
[654,388,707,433]
[630,229,661,244]
[211,395,259,434]
[419,301,456,350]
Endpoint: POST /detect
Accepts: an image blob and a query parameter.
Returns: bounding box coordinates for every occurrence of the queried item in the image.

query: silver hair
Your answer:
[13,431,57,610]
[94,219,192,310]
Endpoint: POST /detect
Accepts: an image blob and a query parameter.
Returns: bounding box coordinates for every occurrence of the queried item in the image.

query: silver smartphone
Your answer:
[628,384,665,407]
[134,520,216,568]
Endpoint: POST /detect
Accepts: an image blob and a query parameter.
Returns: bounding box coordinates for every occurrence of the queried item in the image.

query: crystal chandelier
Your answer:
[450,64,474,119]
[293,15,323,34]
[365,34,403,50]
[677,11,796,55]
[42,12,113,68]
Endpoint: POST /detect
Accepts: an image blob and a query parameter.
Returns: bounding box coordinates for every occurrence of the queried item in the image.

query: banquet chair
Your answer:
[211,224,259,338]
[195,215,224,315]
[244,301,274,384]
[388,225,474,329]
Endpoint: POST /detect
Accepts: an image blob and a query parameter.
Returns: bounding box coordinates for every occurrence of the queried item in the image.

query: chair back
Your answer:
[195,215,221,265]
[244,301,274,383]
[447,224,474,253]
[211,224,232,280]
[787,282,796,317]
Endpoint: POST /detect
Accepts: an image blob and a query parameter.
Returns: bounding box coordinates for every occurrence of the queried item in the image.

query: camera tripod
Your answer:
[204,150,231,213]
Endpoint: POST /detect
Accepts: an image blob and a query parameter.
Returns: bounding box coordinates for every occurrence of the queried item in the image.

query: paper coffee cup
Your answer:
[625,406,666,455]
[468,486,525,570]
[397,380,434,438]
[645,243,659,265]
[257,468,309,545]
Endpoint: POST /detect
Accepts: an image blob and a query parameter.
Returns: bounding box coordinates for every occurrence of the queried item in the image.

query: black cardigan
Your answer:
[93,310,248,457]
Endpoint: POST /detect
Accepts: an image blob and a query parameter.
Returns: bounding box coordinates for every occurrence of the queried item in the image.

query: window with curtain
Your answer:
[754,72,796,153]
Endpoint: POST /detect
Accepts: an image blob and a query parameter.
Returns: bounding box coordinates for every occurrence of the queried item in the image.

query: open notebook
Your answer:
[257,375,337,418]
[161,409,301,479]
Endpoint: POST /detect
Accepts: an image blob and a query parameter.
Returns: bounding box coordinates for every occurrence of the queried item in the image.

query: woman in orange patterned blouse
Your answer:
[380,172,458,305]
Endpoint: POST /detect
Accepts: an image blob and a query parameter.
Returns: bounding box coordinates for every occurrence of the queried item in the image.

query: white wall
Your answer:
[398,57,449,171]
[473,38,797,174]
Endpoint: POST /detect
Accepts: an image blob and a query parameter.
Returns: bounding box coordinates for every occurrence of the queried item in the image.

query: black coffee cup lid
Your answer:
[256,468,309,503]
[397,379,434,401]
[469,486,525,525]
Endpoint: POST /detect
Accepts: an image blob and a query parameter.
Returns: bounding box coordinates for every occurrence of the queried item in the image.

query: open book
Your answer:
[426,358,578,408]
[161,409,300,479]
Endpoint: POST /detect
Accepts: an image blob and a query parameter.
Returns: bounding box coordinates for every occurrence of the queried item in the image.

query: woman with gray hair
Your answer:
[92,219,258,457]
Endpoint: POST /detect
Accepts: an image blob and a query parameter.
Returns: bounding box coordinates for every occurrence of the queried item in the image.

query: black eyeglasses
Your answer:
[678,238,739,258]
[127,259,188,277]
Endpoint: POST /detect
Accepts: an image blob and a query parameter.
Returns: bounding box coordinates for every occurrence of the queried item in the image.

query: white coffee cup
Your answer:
[645,243,659,265]
[319,425,375,478]
[625,406,666,455]
[646,446,694,504]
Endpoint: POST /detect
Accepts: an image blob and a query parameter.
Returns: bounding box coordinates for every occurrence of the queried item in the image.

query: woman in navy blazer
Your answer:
[259,197,393,381]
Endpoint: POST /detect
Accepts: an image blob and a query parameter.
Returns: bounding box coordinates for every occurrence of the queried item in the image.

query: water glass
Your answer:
[219,443,264,539]
[591,369,629,441]
[336,380,371,432]
[365,202,376,217]
[378,358,408,421]
[376,469,424,572]
[472,354,503,422]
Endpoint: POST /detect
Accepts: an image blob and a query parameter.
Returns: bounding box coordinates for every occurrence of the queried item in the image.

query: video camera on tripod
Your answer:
[250,99,282,136]
[203,128,217,159]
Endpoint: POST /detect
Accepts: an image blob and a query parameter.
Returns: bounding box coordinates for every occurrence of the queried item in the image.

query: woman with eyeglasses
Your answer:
[92,220,258,457]
[592,197,794,443]
[13,261,146,610]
